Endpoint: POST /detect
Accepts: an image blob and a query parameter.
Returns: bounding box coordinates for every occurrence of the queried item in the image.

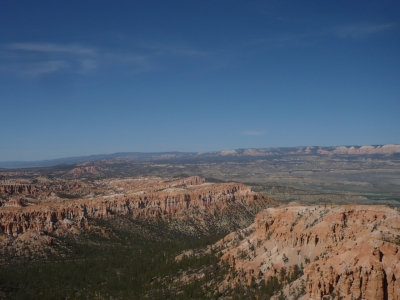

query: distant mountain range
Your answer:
[1,144,399,169]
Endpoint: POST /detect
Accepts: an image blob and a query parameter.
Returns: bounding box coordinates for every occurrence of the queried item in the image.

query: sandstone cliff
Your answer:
[0,181,34,195]
[215,204,400,300]
[0,176,276,257]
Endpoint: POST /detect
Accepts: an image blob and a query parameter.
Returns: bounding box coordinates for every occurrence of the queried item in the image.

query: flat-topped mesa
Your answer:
[317,144,400,155]
[218,204,400,300]
[0,177,273,237]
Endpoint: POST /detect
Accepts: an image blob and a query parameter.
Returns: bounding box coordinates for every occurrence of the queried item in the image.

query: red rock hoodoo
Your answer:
[0,176,274,237]
[216,204,400,300]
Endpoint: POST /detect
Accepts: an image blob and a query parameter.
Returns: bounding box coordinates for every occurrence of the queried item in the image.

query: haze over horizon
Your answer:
[1,1,399,161]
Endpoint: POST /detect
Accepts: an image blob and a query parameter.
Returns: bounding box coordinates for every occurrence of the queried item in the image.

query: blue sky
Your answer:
[1,1,399,161]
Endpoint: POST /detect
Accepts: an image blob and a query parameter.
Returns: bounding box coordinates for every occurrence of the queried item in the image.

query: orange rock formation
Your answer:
[217,204,400,300]
[0,176,274,237]
[0,182,34,195]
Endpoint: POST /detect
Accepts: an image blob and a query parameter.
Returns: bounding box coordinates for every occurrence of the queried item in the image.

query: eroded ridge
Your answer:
[216,204,400,300]
[0,176,275,246]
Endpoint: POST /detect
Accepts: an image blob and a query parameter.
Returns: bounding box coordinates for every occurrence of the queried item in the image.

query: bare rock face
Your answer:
[0,181,34,195]
[216,204,400,300]
[0,176,275,244]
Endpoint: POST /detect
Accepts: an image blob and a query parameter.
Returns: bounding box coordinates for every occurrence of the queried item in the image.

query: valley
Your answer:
[0,145,399,299]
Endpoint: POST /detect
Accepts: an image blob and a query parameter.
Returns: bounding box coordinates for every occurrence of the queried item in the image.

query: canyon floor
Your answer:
[0,148,399,299]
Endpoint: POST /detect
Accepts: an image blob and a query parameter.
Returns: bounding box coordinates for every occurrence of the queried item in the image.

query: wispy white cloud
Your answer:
[102,53,157,73]
[109,33,210,58]
[1,42,98,77]
[7,43,97,55]
[1,43,152,77]
[2,21,394,79]
[22,60,68,76]
[333,22,396,38]
[1,41,210,77]
[240,130,266,136]
[79,59,97,73]
[139,42,209,58]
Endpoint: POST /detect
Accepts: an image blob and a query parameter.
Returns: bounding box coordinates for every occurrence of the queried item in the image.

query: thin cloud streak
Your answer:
[333,23,396,38]
[1,21,395,78]
[23,60,68,76]
[1,45,151,77]
[139,42,209,57]
[1,41,210,77]
[7,43,97,55]
[2,42,99,77]
[1,60,69,77]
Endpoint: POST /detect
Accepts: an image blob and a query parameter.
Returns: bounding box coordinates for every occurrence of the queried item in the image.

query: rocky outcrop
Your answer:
[0,176,275,237]
[0,198,24,208]
[0,181,34,195]
[216,204,400,300]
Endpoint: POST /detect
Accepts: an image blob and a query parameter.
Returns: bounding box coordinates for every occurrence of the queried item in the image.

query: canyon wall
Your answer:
[0,176,274,237]
[217,204,400,300]
[0,181,34,195]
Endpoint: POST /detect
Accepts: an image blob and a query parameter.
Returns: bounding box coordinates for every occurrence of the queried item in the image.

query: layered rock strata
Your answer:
[216,204,400,300]
[0,182,34,195]
[0,176,273,237]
